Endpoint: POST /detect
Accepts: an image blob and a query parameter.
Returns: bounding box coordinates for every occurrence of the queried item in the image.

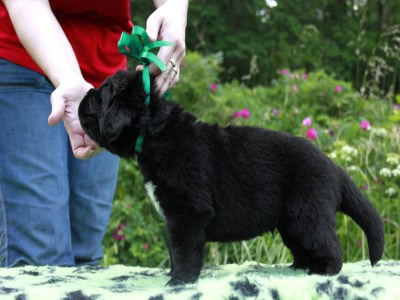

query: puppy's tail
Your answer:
[339,168,384,266]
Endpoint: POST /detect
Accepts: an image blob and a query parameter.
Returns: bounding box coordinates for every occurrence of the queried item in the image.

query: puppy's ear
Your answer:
[102,104,133,143]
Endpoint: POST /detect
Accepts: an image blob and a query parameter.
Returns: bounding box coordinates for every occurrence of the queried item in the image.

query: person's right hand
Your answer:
[136,0,188,95]
[48,78,101,160]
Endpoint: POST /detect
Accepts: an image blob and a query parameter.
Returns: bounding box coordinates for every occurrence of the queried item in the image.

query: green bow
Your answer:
[117,26,174,152]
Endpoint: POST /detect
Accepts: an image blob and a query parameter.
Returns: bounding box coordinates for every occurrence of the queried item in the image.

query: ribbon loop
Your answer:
[117,26,174,152]
[118,25,174,97]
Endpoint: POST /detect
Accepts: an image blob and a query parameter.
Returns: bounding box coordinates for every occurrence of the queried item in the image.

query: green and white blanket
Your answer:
[0,260,399,299]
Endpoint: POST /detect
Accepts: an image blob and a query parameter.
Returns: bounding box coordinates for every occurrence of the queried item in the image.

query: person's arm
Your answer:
[3,0,98,159]
[138,0,189,95]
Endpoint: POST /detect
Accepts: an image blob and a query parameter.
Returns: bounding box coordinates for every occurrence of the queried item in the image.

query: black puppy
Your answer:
[78,70,384,286]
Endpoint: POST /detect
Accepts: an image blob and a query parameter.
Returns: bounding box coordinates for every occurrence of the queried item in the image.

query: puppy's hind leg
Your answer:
[286,215,343,275]
[278,225,310,271]
[279,203,343,275]
[307,227,343,275]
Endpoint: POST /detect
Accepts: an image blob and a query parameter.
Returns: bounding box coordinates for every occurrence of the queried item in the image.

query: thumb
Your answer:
[146,12,162,42]
[48,90,65,126]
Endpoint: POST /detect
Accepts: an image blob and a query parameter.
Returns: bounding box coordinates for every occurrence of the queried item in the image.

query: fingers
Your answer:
[63,118,102,160]
[48,89,65,126]
[155,50,184,95]
[135,45,185,96]
[146,11,162,42]
[67,130,93,160]
[69,132,102,160]
[73,146,103,160]
[83,133,97,149]
[143,5,187,95]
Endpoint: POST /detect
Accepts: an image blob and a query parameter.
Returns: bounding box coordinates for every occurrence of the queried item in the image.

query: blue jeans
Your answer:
[0,58,119,267]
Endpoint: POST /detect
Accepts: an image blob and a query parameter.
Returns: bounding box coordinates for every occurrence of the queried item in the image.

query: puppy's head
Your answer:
[78,70,148,158]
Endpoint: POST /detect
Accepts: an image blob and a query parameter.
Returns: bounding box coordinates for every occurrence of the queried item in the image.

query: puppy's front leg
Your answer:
[167,238,175,276]
[165,210,212,286]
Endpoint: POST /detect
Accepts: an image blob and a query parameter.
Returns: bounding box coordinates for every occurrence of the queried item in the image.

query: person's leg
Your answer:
[0,58,74,267]
[68,148,119,266]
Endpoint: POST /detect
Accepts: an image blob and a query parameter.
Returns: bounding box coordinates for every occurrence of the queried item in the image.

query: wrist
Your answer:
[52,71,86,89]
[154,0,188,11]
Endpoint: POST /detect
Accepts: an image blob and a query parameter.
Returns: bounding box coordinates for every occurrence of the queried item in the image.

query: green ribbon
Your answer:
[117,26,174,152]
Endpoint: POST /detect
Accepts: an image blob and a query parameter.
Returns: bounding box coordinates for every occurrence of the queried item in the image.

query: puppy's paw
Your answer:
[308,260,342,275]
[166,278,186,287]
[165,273,198,286]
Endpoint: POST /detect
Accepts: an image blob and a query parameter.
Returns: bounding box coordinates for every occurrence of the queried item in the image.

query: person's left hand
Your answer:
[137,0,188,95]
[48,78,102,160]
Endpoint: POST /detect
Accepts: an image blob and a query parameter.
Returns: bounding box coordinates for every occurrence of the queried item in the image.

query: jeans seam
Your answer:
[0,184,9,267]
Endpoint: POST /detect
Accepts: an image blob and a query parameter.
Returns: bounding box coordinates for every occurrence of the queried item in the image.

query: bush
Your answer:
[102,51,400,267]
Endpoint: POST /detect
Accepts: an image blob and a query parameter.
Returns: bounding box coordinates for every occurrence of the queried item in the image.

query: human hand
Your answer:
[48,78,101,160]
[137,0,188,95]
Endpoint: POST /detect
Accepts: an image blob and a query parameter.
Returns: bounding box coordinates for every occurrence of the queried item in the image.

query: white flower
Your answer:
[348,166,357,172]
[386,154,400,165]
[387,157,399,165]
[371,127,388,137]
[379,168,392,177]
[342,145,358,157]
[329,152,337,159]
[385,187,397,197]
[392,168,400,177]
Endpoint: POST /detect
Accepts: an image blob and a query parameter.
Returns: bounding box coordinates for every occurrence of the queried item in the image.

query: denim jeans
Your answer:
[0,58,119,267]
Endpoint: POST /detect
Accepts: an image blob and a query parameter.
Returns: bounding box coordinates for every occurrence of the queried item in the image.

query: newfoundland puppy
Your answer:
[78,70,384,286]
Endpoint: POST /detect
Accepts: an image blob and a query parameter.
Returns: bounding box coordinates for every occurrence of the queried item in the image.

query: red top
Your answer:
[0,0,133,87]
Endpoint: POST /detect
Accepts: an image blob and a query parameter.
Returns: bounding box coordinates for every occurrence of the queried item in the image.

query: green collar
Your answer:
[117,26,174,152]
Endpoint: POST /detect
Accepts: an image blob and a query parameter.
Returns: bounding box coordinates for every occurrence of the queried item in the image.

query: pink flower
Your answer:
[240,108,251,118]
[113,224,126,241]
[143,243,149,251]
[209,83,217,92]
[394,104,399,110]
[360,120,370,131]
[335,85,343,93]
[302,73,308,79]
[233,109,251,119]
[232,111,241,119]
[281,69,288,76]
[291,85,298,92]
[302,116,312,127]
[306,128,318,140]
[273,108,280,116]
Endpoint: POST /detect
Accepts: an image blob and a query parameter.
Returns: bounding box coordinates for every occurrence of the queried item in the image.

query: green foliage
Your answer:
[130,0,399,97]
[102,160,169,268]
[171,51,221,114]
[102,52,400,268]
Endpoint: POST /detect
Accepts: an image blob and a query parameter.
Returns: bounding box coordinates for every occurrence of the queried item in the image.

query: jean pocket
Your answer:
[0,58,52,91]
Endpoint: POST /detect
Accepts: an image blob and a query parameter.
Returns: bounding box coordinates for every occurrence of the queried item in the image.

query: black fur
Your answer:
[78,70,384,286]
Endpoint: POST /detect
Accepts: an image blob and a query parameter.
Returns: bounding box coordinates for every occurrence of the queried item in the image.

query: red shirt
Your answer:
[0,0,133,87]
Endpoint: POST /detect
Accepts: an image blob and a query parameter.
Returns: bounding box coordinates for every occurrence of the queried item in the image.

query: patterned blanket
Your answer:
[0,260,399,300]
